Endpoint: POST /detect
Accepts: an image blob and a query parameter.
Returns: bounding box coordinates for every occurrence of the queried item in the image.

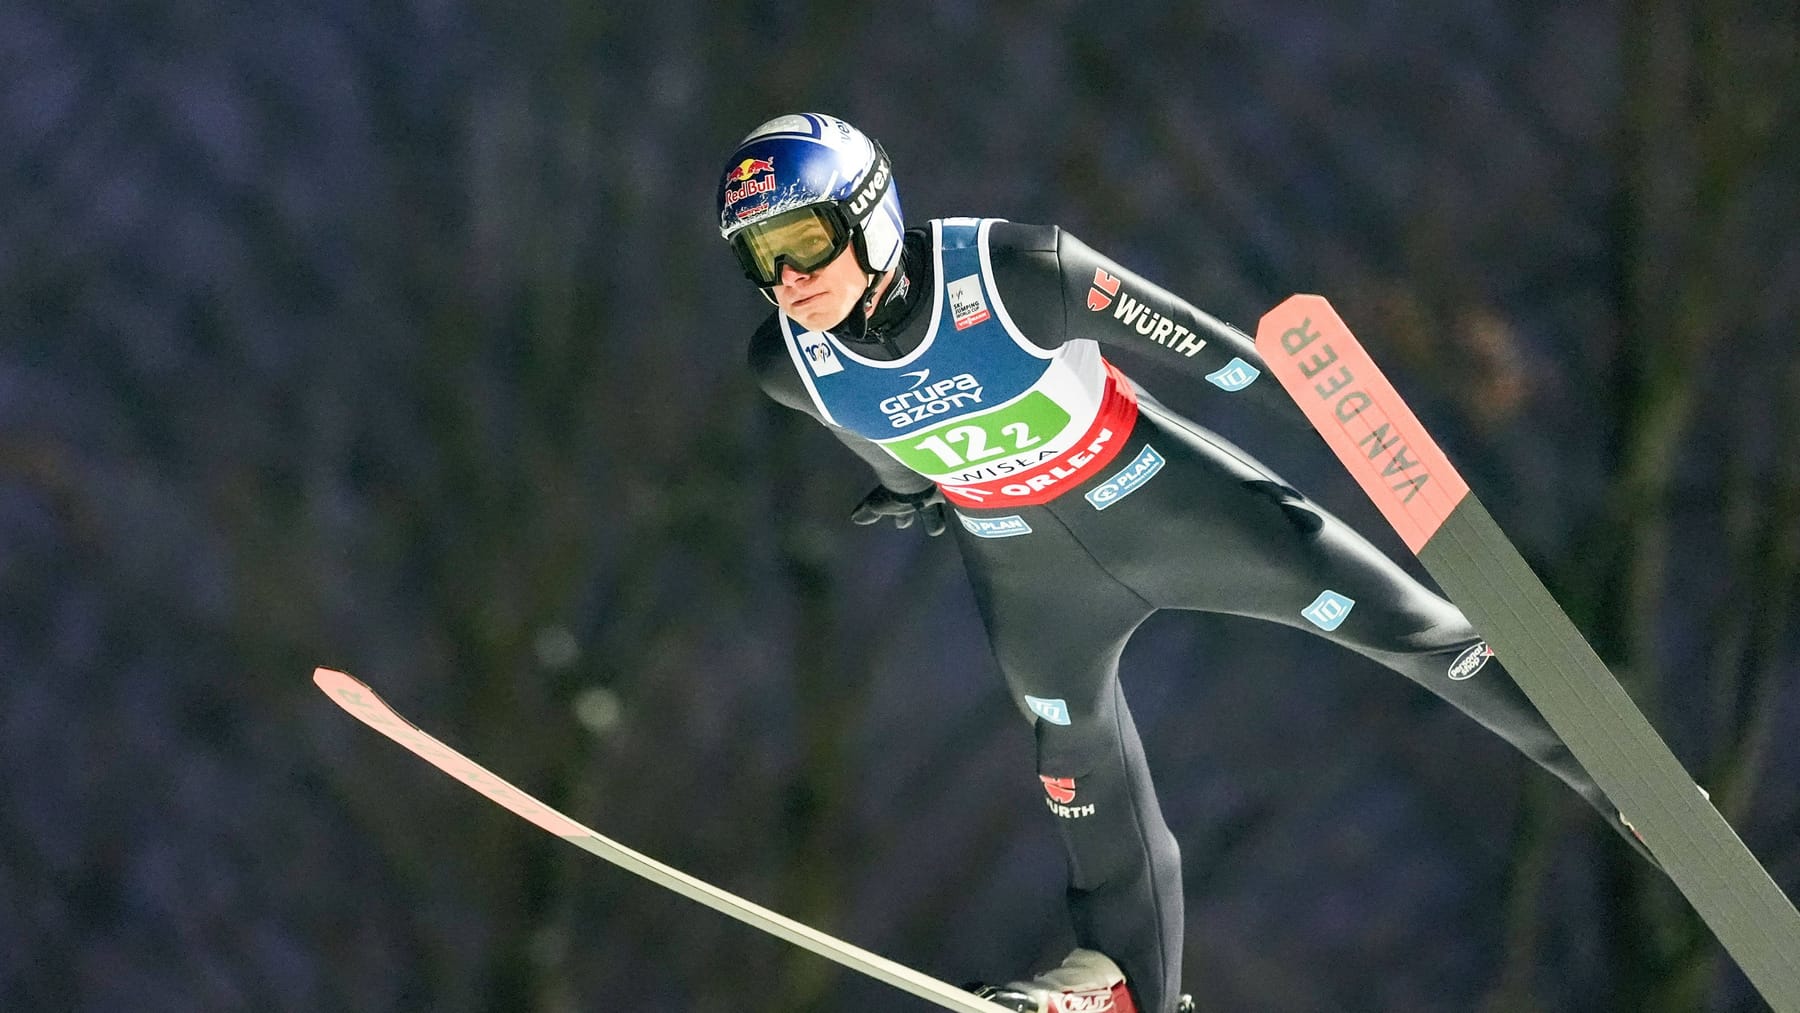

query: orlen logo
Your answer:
[723,157,776,206]
[1448,641,1495,681]
[880,371,984,427]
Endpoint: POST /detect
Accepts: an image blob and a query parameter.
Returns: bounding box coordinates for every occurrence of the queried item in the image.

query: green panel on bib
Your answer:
[880,391,1074,474]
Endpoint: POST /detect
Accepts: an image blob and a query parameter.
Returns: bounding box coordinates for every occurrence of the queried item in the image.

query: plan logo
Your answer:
[1024,695,1071,725]
[1085,445,1164,510]
[1448,641,1495,681]
[959,513,1033,539]
[1206,357,1262,392]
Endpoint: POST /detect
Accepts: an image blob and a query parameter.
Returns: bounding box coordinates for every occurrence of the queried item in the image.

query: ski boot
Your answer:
[968,948,1194,1012]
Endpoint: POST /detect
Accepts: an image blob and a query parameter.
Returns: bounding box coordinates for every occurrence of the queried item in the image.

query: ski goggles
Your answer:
[729,204,854,287]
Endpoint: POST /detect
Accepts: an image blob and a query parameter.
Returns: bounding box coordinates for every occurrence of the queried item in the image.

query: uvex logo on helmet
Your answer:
[723,157,777,206]
[847,158,890,217]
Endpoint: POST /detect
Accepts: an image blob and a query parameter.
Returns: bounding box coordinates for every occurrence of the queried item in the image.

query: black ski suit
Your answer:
[748,220,1640,1013]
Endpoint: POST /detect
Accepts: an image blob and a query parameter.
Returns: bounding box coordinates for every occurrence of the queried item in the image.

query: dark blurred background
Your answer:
[4,1,1797,1010]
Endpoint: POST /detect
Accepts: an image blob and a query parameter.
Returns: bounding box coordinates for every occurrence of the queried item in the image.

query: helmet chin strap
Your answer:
[831,264,895,343]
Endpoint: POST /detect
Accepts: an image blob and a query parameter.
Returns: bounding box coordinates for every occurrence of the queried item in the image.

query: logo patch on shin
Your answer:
[958,513,1033,539]
[1448,641,1495,681]
[1206,356,1262,391]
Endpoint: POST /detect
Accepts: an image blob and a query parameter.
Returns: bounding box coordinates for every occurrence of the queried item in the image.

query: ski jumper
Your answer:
[748,218,1642,1013]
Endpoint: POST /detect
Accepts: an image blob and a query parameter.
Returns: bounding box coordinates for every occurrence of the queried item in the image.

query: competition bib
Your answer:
[780,218,1137,507]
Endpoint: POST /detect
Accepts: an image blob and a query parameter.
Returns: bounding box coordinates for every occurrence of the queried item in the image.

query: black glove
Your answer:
[849,485,948,537]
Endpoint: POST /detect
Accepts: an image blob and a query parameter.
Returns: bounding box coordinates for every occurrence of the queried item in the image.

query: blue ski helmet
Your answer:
[717,113,904,290]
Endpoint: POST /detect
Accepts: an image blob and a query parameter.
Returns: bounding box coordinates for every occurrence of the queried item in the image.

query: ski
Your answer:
[313,668,1011,1013]
[1253,295,1800,1012]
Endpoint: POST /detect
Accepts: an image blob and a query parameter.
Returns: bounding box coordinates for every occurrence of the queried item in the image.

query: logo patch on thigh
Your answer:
[1448,642,1495,680]
[1024,695,1071,725]
[1085,445,1164,510]
[957,513,1033,538]
[1206,356,1262,391]
[1302,590,1356,631]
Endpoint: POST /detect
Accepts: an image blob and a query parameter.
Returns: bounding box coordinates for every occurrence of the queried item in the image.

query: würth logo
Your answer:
[1087,269,1120,311]
[1040,774,1097,819]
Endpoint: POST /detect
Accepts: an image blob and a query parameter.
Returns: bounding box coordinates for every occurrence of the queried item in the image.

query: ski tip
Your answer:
[1268,292,1331,311]
[314,666,350,685]
[1259,290,1330,313]
[1253,295,1339,351]
[1252,293,1470,554]
[314,667,370,699]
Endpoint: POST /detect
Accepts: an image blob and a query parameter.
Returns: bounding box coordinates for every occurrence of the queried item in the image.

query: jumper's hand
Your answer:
[850,485,948,537]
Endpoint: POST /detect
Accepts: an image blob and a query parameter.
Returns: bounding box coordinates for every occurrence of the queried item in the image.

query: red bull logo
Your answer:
[724,157,775,183]
[724,157,777,205]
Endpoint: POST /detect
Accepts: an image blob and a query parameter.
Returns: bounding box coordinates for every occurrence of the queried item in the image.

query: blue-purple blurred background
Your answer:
[4,2,1797,1010]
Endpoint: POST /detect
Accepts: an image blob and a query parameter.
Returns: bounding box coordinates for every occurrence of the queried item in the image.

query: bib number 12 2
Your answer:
[912,422,1038,468]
